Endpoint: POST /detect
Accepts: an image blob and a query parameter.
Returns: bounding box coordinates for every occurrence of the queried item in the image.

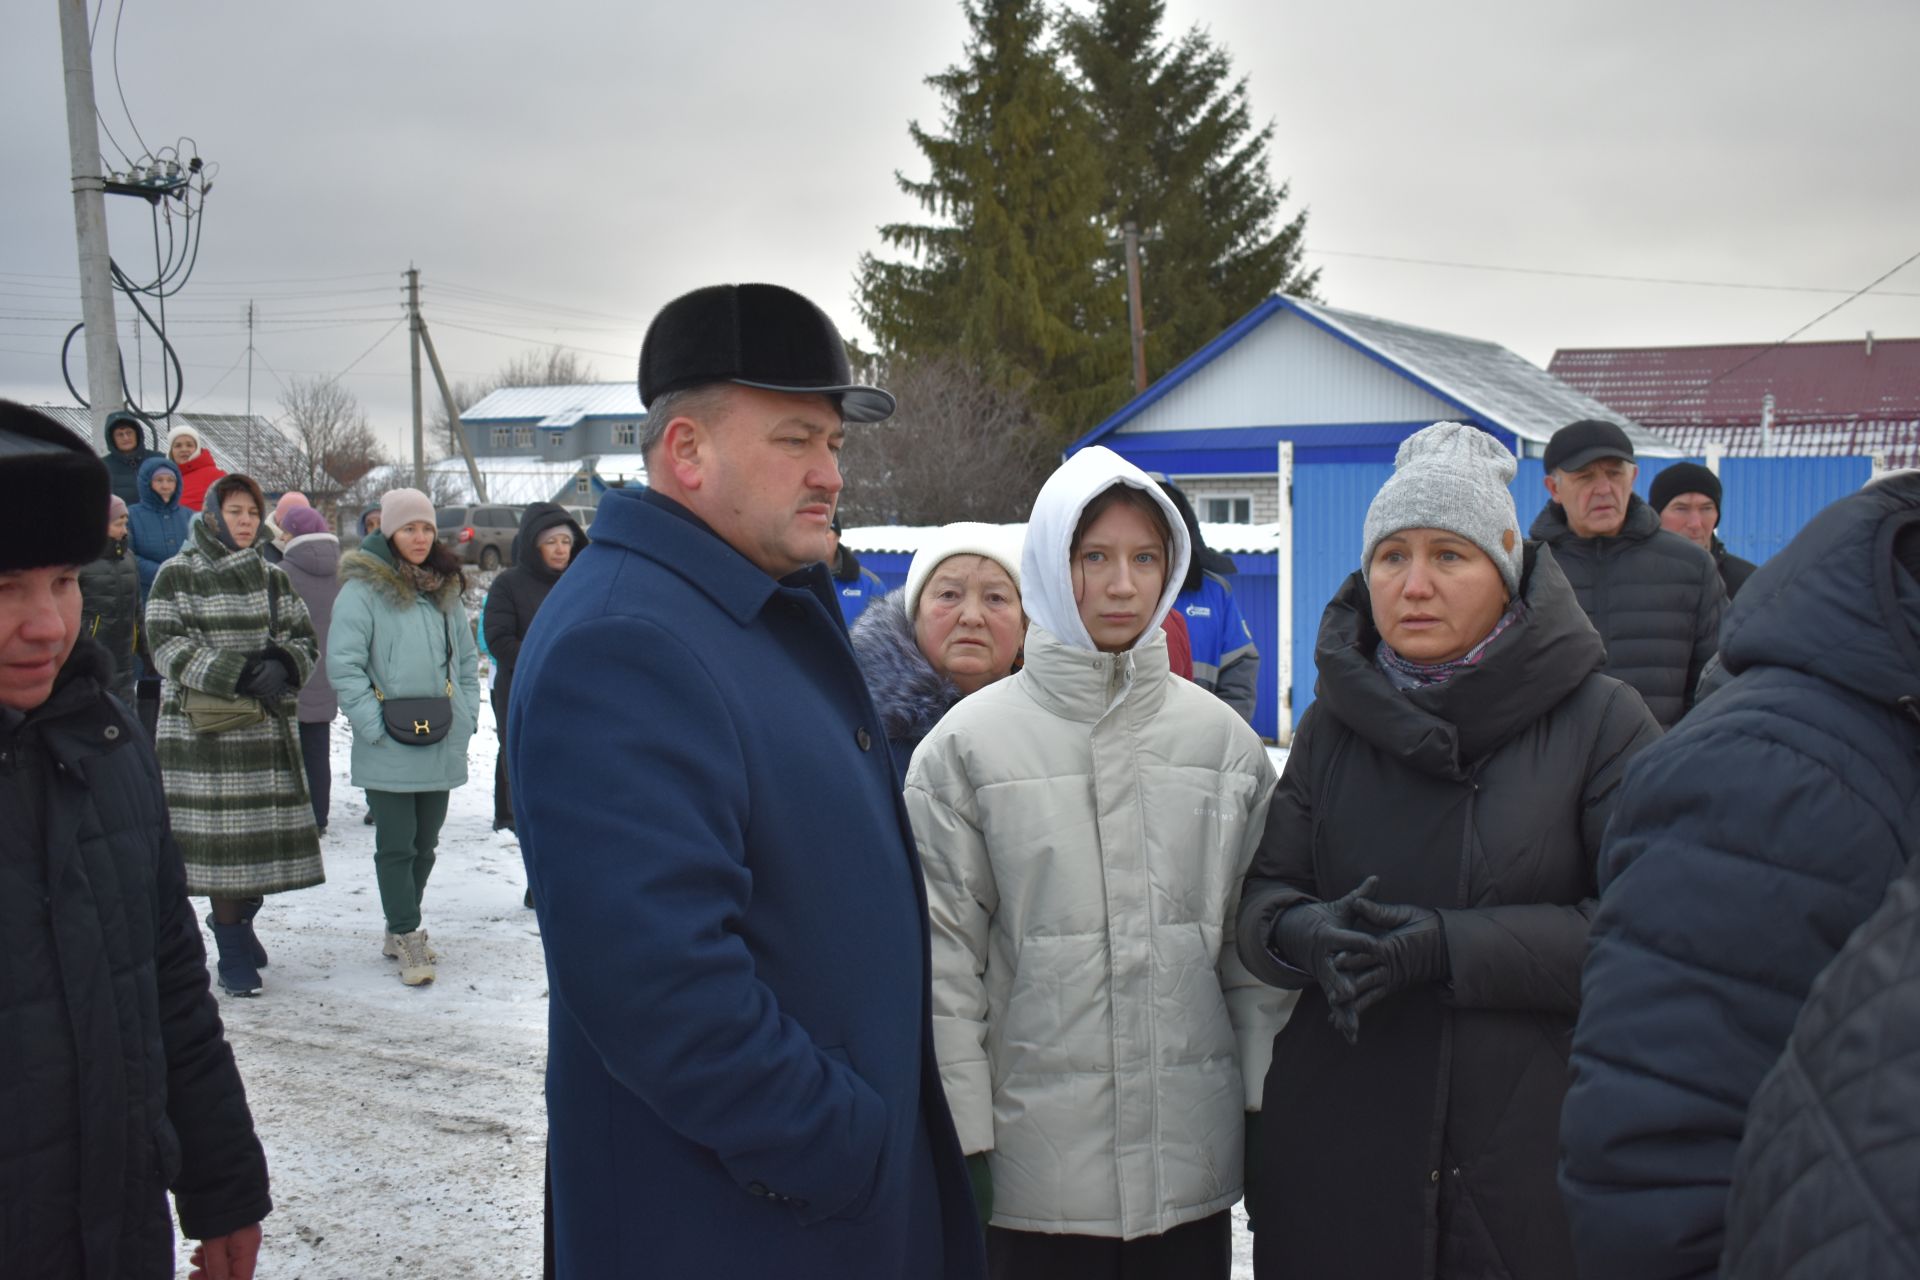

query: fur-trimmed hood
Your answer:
[850,588,963,751]
[340,532,464,614]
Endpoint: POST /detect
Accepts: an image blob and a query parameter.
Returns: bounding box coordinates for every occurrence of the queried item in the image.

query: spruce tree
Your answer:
[1063,0,1318,386]
[857,0,1128,441]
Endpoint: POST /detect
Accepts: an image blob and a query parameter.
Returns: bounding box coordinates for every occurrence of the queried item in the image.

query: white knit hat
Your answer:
[379,487,436,536]
[1362,422,1523,596]
[903,523,1024,620]
[165,424,200,456]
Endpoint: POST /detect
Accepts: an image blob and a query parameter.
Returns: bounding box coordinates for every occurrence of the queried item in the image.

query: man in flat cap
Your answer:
[509,284,985,1278]
[0,401,270,1278]
[1530,419,1726,728]
[1650,461,1759,600]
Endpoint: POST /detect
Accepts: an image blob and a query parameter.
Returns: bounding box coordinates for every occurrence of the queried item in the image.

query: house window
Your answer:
[548,431,566,451]
[513,426,534,449]
[1201,495,1253,524]
[490,427,510,450]
[575,475,592,496]
[614,422,638,447]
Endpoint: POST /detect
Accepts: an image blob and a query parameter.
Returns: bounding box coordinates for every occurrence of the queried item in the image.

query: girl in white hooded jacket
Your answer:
[905,446,1291,1278]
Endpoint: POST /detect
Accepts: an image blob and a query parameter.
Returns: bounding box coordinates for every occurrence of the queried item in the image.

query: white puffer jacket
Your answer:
[905,447,1291,1239]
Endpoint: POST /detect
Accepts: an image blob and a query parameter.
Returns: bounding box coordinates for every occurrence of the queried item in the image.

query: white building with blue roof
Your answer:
[1069,294,1673,523]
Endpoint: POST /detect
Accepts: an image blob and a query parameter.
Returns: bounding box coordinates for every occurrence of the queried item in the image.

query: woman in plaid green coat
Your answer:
[146,473,322,996]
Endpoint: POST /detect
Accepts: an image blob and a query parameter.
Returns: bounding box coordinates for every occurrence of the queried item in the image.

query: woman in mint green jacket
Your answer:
[328,489,480,986]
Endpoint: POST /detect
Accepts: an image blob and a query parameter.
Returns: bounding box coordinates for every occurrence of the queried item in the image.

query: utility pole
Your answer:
[416,318,489,503]
[57,0,122,435]
[1122,222,1148,394]
[245,301,255,420]
[407,265,424,487]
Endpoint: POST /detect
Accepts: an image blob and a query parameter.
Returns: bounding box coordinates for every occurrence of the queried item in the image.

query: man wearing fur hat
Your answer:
[1530,419,1726,728]
[0,401,270,1277]
[509,284,985,1278]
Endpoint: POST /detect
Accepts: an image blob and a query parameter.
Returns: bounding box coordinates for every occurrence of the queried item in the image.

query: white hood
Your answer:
[1019,445,1190,652]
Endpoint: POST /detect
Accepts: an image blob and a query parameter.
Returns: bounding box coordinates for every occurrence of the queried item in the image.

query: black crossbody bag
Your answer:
[373,608,456,746]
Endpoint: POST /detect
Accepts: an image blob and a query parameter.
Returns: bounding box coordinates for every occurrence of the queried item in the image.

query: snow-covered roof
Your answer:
[589,453,649,485]
[1296,300,1675,453]
[1071,296,1676,457]
[360,457,589,507]
[844,522,1278,557]
[34,404,309,478]
[462,383,644,422]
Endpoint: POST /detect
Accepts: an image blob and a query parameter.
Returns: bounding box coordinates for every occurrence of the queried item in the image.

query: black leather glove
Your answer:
[1336,898,1450,1018]
[1268,875,1381,1043]
[966,1152,993,1228]
[236,654,291,700]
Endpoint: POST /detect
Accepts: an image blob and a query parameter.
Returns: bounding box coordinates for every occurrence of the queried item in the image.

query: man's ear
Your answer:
[662,415,706,492]
[1543,472,1560,501]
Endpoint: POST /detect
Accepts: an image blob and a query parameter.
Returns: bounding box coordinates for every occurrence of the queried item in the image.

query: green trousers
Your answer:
[366,789,450,935]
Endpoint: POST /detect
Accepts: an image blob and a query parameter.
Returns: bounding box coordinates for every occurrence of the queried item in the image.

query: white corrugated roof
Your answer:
[462,383,644,422]
[360,457,589,507]
[1296,301,1678,454]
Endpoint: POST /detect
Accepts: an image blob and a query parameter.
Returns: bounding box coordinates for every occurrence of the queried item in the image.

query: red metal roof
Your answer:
[1549,336,1920,468]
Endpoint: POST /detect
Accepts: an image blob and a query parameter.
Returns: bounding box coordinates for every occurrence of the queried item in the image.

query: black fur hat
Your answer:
[0,400,109,571]
[638,283,895,422]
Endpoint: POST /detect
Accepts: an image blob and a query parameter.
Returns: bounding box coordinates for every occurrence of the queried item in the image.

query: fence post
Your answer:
[1705,441,1725,477]
[1275,441,1295,745]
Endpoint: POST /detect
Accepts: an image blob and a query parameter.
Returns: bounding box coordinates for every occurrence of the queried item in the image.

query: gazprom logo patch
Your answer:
[1186,605,1214,618]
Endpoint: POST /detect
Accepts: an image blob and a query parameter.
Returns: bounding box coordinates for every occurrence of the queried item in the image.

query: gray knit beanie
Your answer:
[1362,422,1523,597]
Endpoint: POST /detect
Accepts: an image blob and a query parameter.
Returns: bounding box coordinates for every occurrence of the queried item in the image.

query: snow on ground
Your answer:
[174,707,1270,1278]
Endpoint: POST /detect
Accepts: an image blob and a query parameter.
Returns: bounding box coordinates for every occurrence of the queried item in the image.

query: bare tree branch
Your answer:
[836,354,1054,525]
[271,376,386,515]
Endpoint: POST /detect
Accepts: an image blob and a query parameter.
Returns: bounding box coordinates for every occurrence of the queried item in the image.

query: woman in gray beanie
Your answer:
[1233,422,1662,1279]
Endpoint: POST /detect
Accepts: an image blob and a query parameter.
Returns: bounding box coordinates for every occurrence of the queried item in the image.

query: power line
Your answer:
[429,319,631,361]
[1306,248,1920,299]
[1639,247,1920,419]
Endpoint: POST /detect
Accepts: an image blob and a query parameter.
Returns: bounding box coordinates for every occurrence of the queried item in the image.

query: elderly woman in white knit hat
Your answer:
[849,521,1026,775]
[1233,422,1662,1279]
[328,487,481,986]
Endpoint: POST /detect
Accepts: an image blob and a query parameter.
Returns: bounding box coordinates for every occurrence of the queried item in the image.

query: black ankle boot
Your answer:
[209,921,263,997]
[239,897,269,968]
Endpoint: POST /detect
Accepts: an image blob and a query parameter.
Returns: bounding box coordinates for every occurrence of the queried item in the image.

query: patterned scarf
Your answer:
[394,556,446,598]
[1376,603,1525,691]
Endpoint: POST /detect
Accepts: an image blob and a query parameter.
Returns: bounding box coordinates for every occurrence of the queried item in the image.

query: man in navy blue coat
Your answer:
[508,284,985,1279]
[1560,470,1920,1279]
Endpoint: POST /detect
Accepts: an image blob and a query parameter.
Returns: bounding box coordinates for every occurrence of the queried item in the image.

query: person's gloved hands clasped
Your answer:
[1267,875,1382,1042]
[235,651,292,700]
[1335,898,1450,1018]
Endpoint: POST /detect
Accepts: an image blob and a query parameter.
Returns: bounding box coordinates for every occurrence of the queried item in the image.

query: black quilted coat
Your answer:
[0,642,270,1277]
[1529,493,1725,728]
[1560,472,1920,1280]
[1720,850,1920,1278]
[1237,544,1660,1280]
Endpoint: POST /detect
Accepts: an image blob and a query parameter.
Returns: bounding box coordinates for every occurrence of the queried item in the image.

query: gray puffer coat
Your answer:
[1529,493,1724,727]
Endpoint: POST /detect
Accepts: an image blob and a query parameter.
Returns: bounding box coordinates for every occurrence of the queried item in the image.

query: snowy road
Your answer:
[173,716,1269,1277]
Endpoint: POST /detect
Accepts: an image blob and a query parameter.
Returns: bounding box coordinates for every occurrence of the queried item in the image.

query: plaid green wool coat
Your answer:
[146,517,324,896]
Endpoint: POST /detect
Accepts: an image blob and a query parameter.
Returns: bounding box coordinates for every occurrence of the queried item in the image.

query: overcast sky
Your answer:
[5,0,1916,459]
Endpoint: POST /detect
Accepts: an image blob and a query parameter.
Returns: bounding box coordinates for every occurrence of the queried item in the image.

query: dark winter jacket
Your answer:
[127,458,190,599]
[1529,493,1725,728]
[279,531,342,723]
[482,503,585,704]
[79,536,140,702]
[830,543,886,625]
[849,588,965,776]
[1720,850,1920,1279]
[1237,543,1660,1280]
[1714,534,1760,600]
[100,418,161,509]
[1560,472,1920,1280]
[0,642,271,1278]
[508,486,985,1279]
